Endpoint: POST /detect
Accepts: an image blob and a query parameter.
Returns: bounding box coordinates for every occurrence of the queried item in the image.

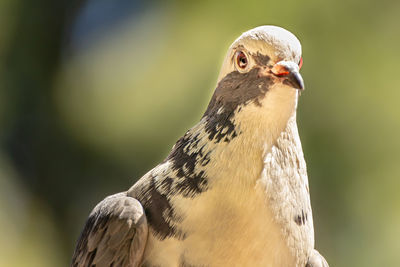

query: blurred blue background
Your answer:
[1,0,399,266]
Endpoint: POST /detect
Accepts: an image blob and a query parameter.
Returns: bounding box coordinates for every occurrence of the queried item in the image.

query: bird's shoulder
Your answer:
[71,192,148,267]
[126,162,198,241]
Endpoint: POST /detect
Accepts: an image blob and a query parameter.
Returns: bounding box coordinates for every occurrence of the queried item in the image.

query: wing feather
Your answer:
[72,192,148,267]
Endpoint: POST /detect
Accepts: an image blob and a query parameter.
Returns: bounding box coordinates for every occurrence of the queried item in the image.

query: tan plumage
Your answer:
[72,25,328,267]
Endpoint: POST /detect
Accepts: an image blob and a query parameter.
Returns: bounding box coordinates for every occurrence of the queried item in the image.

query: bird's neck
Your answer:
[130,86,302,243]
[167,85,300,189]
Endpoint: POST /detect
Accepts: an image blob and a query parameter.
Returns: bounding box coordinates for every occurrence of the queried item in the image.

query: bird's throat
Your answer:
[168,85,299,190]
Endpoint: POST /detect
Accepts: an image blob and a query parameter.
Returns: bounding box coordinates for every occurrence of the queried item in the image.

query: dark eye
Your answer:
[236,51,248,69]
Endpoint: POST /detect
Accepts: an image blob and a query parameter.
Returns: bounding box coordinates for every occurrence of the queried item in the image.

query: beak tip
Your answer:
[298,80,305,90]
[289,71,304,90]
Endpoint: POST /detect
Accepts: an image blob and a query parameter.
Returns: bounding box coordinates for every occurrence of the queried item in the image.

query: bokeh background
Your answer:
[1,0,399,266]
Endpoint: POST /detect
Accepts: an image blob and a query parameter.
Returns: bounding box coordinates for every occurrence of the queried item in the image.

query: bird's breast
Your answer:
[142,182,297,267]
[140,107,313,267]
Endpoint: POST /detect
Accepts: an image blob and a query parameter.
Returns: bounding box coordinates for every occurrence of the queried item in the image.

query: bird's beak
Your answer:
[270,61,304,90]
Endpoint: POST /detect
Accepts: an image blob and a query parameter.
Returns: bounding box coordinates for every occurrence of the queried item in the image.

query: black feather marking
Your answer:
[138,174,186,240]
[202,67,273,143]
[166,132,210,197]
[252,52,271,66]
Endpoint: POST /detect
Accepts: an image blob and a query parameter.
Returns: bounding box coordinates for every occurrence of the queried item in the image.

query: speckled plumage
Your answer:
[72,26,328,267]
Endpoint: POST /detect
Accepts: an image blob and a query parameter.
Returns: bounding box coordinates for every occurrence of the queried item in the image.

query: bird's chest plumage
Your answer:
[142,185,295,267]
[141,120,313,267]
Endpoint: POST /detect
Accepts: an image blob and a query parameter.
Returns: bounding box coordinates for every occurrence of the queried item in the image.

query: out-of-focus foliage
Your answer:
[1,0,400,266]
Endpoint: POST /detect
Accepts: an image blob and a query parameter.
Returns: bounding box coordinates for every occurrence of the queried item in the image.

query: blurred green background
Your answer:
[1,0,399,266]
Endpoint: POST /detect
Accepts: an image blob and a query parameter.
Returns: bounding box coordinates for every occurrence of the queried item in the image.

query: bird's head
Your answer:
[217,25,303,90]
[203,26,304,143]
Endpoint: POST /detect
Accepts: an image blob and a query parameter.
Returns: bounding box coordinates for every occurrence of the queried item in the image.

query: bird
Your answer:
[72,25,329,267]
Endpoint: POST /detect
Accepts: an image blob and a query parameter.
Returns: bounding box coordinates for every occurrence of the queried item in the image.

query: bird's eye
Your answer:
[298,57,303,70]
[235,51,248,69]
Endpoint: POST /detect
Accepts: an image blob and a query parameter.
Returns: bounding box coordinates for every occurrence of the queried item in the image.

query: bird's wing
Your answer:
[72,192,148,267]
